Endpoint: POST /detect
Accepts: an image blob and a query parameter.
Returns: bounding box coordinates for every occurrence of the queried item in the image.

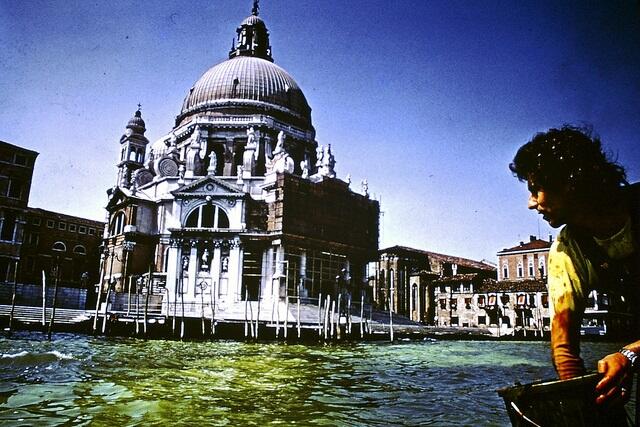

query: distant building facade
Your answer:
[0,140,104,308]
[431,236,553,336]
[371,246,497,323]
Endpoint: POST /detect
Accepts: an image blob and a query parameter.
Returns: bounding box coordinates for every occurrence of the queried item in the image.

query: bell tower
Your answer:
[116,106,149,188]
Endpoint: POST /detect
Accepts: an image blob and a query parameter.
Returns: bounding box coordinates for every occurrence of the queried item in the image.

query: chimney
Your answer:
[530,235,536,242]
[549,234,553,243]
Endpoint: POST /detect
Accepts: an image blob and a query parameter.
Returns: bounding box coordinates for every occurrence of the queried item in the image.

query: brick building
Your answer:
[0,141,38,282]
[497,235,551,281]
[0,140,104,308]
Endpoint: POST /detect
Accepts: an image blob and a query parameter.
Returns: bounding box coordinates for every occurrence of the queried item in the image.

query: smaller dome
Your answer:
[127,109,146,135]
[241,15,264,26]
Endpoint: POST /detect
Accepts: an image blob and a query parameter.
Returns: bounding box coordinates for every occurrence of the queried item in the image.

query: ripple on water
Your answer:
[0,333,628,426]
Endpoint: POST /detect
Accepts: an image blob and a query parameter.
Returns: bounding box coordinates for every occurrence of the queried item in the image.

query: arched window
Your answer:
[528,259,535,277]
[52,241,66,252]
[73,245,87,255]
[502,263,509,280]
[184,204,230,229]
[517,262,524,278]
[110,212,126,236]
[538,256,546,277]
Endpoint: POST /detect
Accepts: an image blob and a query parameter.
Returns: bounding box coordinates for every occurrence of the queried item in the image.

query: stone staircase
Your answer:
[0,304,92,326]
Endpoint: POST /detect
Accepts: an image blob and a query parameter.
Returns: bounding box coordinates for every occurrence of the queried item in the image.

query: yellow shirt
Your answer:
[548,217,635,379]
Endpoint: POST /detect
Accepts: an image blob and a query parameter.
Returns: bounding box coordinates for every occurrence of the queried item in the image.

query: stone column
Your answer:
[228,239,242,302]
[409,281,414,320]
[260,246,273,300]
[299,250,307,297]
[273,244,284,299]
[187,240,198,297]
[165,239,180,315]
[212,240,222,298]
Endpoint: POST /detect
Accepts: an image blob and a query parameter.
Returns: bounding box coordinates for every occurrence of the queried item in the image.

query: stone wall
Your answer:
[0,282,87,309]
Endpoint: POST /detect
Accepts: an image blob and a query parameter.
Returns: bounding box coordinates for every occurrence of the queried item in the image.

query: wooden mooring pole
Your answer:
[244,288,249,338]
[360,294,364,338]
[8,260,19,332]
[202,283,207,337]
[389,285,394,342]
[296,296,301,339]
[317,293,323,337]
[347,295,352,336]
[210,281,216,337]
[284,296,289,340]
[41,270,46,326]
[323,294,330,340]
[135,282,140,336]
[330,299,336,339]
[143,264,152,337]
[47,262,60,341]
[336,294,342,340]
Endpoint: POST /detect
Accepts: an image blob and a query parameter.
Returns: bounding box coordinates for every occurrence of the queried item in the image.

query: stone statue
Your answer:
[345,173,351,186]
[185,139,203,177]
[200,248,210,271]
[267,131,294,174]
[207,151,217,175]
[300,159,309,179]
[361,179,369,197]
[237,165,244,184]
[323,144,335,175]
[243,127,258,176]
[273,131,285,155]
[315,145,324,168]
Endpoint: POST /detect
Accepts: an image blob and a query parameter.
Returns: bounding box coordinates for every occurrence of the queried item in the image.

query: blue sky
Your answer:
[1,0,639,263]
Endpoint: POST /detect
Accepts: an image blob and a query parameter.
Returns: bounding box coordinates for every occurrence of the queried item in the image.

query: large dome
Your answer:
[177,56,312,126]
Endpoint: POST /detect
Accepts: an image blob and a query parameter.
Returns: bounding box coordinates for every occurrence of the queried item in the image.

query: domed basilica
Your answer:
[101,2,379,328]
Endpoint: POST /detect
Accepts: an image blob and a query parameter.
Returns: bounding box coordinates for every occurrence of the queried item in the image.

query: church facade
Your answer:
[100,3,379,321]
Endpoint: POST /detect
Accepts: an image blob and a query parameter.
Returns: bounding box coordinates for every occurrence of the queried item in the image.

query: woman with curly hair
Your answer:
[511,125,640,411]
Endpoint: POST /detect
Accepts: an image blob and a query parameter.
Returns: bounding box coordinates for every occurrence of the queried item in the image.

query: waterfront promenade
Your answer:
[0,301,494,341]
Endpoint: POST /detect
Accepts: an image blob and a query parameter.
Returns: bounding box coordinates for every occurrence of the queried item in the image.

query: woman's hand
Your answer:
[595,352,633,406]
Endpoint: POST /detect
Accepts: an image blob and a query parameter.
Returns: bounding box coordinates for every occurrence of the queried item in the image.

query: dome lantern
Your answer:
[229,0,273,62]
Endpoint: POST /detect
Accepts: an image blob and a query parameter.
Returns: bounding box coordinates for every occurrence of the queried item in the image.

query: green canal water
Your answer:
[0,332,627,426]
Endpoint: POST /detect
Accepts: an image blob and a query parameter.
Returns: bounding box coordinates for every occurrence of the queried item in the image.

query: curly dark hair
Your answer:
[509,125,628,205]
